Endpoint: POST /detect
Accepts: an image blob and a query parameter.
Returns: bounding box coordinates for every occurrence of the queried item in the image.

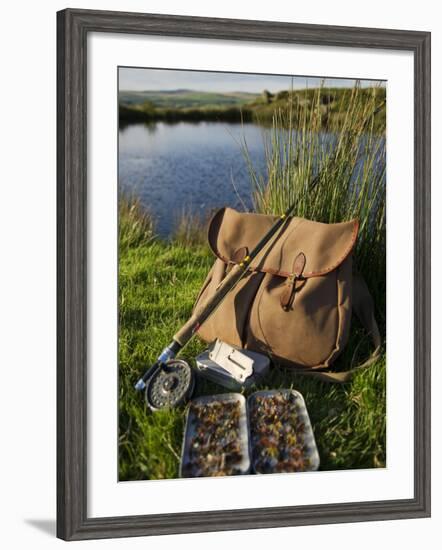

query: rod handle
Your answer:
[173,263,245,345]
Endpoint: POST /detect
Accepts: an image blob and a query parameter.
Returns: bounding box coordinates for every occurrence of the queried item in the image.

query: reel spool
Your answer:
[145,359,195,411]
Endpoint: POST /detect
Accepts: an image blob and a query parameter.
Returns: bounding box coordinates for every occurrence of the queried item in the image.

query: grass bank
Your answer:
[118,199,386,481]
[119,85,386,133]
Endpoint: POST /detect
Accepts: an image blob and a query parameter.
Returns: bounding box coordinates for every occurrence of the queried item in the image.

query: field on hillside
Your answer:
[119,89,259,108]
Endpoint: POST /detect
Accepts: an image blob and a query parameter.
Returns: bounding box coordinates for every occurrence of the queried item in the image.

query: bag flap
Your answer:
[207,207,358,278]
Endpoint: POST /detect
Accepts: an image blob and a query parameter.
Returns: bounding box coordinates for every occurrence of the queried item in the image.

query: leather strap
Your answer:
[280,252,306,310]
[293,271,382,383]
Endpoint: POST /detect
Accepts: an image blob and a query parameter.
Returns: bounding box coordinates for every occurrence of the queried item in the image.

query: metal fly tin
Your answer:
[248,389,320,474]
[180,393,251,478]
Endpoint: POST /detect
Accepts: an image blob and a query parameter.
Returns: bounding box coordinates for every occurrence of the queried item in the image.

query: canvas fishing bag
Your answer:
[193,207,381,382]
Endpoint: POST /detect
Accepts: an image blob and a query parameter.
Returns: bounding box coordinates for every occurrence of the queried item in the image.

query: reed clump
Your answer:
[241,82,386,311]
[172,208,210,248]
[118,195,155,252]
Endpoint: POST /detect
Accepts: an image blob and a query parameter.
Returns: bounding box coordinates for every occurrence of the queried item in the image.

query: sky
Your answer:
[119,67,385,93]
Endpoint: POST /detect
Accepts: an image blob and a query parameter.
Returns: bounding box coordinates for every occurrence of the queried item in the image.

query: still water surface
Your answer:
[118,121,268,236]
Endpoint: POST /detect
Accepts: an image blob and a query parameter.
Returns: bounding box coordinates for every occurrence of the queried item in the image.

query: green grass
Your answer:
[118,200,386,481]
[119,239,213,480]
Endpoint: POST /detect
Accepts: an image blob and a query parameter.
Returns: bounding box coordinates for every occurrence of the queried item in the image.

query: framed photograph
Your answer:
[57,8,431,541]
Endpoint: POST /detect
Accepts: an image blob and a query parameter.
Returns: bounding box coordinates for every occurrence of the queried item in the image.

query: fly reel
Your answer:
[145,359,195,411]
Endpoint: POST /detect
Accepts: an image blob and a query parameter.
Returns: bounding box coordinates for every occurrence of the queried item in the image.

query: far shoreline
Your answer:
[118,86,386,133]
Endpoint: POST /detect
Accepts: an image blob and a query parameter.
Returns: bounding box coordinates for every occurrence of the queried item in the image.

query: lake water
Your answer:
[118,121,385,237]
[118,121,268,236]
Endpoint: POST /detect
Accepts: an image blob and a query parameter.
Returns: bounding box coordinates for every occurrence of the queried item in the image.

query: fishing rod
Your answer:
[134,199,297,408]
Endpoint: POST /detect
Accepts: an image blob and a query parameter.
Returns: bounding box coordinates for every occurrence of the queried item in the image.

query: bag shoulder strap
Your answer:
[297,271,382,383]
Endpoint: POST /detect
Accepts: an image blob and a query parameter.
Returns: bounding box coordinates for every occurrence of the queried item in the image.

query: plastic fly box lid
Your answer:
[180,393,251,478]
[195,340,270,391]
[248,389,320,474]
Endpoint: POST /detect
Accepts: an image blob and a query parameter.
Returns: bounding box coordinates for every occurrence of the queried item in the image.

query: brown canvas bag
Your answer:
[193,207,381,382]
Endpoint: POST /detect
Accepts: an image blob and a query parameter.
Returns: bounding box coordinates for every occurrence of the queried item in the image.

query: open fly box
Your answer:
[180,393,250,478]
[248,389,320,474]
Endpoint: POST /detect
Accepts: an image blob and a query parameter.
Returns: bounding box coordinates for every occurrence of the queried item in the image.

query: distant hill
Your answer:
[118,89,260,109]
[119,87,386,133]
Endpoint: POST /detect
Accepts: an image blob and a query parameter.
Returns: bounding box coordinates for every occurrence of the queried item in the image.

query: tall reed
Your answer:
[172,207,209,247]
[241,83,386,306]
[119,195,155,252]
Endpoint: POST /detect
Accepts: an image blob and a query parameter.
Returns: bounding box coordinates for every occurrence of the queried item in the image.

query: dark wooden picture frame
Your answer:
[57,8,431,541]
